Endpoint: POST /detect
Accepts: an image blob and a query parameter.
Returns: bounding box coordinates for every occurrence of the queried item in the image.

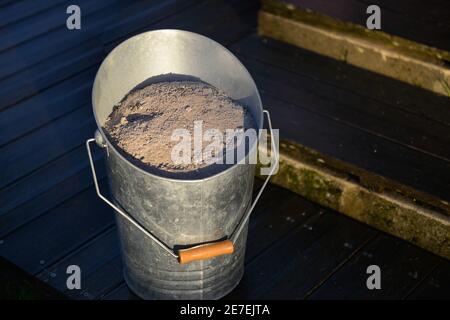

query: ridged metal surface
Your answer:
[92,30,263,299]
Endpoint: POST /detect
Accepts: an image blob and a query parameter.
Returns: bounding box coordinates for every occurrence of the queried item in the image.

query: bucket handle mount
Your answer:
[86,110,278,264]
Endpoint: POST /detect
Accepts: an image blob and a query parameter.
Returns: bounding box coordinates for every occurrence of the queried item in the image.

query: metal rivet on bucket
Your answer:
[86,30,278,300]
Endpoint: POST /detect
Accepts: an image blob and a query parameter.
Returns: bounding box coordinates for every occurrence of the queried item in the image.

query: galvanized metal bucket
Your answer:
[86,30,278,300]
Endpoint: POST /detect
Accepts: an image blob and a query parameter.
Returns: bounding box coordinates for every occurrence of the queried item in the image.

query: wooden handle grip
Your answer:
[178,240,234,264]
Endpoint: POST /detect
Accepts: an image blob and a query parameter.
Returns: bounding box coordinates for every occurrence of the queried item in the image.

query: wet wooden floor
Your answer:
[0,0,449,299]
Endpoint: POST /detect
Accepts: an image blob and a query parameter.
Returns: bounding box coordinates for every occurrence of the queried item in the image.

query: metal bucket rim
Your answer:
[92,29,263,183]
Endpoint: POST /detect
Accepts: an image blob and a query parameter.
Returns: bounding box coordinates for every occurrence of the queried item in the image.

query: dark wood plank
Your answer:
[0,68,95,147]
[259,93,450,202]
[72,255,123,299]
[308,234,441,299]
[0,0,198,82]
[236,54,450,162]
[0,105,96,189]
[0,149,105,238]
[226,210,374,299]
[0,41,103,111]
[153,0,258,46]
[357,0,450,29]
[0,256,65,299]
[407,260,450,300]
[102,282,139,300]
[103,0,259,52]
[247,179,294,219]
[0,179,114,275]
[258,218,375,299]
[0,1,17,9]
[231,35,450,128]
[245,190,319,263]
[37,228,121,299]
[0,0,66,29]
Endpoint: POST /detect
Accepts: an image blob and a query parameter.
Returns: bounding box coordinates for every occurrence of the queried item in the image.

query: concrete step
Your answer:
[258,0,450,97]
[258,141,450,260]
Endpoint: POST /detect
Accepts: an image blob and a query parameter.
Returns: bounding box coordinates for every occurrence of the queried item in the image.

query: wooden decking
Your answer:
[1,0,449,299]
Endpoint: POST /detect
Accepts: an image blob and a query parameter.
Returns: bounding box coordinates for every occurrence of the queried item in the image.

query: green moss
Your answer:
[264,160,342,209]
[300,168,342,207]
[440,79,450,96]
[367,200,397,229]
[351,190,450,258]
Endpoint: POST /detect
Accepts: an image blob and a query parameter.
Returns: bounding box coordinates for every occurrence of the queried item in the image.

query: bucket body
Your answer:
[92,30,263,299]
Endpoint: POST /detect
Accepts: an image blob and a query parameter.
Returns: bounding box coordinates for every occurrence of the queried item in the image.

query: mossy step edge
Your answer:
[257,141,450,260]
[258,1,450,97]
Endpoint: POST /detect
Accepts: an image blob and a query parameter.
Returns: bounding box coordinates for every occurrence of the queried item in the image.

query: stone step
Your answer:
[258,141,450,260]
[258,0,450,97]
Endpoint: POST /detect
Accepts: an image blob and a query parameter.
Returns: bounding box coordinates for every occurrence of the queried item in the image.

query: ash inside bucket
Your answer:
[103,80,256,179]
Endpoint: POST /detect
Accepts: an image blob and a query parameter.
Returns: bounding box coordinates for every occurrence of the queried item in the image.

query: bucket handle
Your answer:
[86,138,178,259]
[85,110,278,264]
[230,110,278,243]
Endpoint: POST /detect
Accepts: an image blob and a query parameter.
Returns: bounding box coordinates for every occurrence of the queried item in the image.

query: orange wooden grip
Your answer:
[178,240,234,264]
